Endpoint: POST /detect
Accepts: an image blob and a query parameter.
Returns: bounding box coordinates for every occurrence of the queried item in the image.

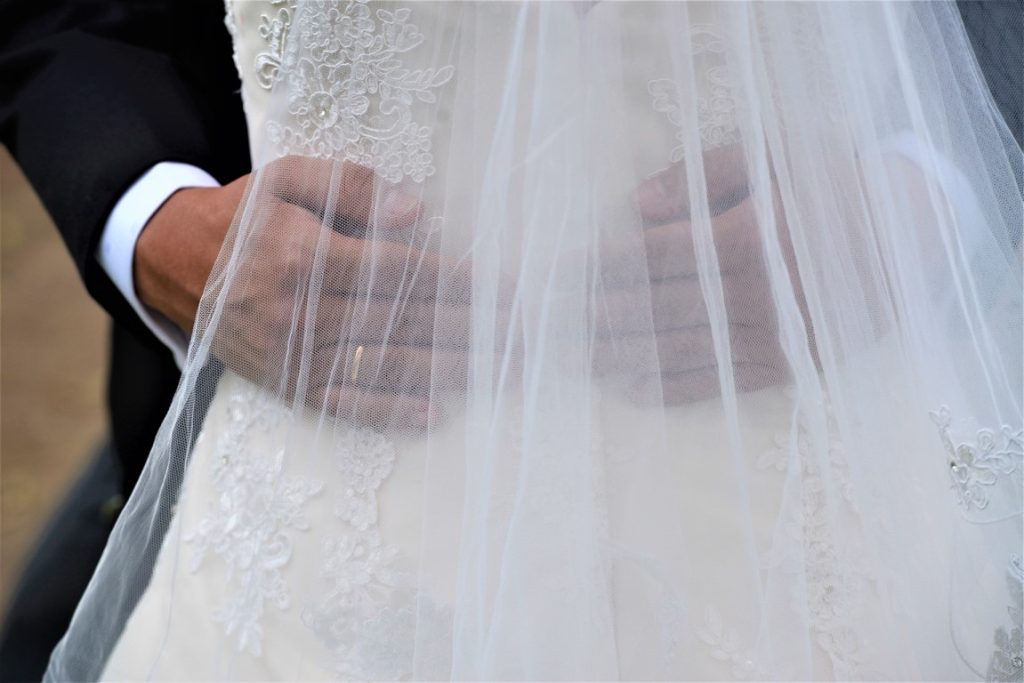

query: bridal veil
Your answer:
[48,1,1022,680]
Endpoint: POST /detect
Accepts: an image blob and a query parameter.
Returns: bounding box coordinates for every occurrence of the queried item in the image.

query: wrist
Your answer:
[134,186,232,332]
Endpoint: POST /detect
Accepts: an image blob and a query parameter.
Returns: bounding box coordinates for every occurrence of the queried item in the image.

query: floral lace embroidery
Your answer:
[930,406,1023,512]
[186,381,323,656]
[302,426,404,678]
[223,0,294,87]
[988,556,1024,682]
[745,396,877,679]
[648,25,740,161]
[698,607,768,680]
[317,591,454,680]
[261,0,454,183]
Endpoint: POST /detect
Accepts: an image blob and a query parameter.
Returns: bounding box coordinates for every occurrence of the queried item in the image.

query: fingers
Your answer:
[642,196,764,280]
[309,383,437,430]
[267,200,477,303]
[212,326,440,430]
[307,341,469,396]
[628,363,780,407]
[277,295,477,397]
[597,195,765,288]
[326,233,478,302]
[331,161,423,232]
[265,156,422,234]
[595,252,773,341]
[632,143,750,223]
[281,337,458,429]
[592,324,780,377]
[596,277,709,333]
[299,295,481,349]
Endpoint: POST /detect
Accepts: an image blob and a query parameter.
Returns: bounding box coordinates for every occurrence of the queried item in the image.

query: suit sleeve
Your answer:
[0,0,250,343]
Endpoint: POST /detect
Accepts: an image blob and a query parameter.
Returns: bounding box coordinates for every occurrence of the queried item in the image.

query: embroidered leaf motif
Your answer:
[931,406,1023,512]
[303,426,403,678]
[648,25,741,162]
[754,395,874,679]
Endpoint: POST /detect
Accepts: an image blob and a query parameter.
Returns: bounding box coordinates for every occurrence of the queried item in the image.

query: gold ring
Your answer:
[350,345,364,383]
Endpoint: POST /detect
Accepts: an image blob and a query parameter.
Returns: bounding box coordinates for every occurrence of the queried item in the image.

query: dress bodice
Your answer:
[93,3,1011,680]
[223,0,741,173]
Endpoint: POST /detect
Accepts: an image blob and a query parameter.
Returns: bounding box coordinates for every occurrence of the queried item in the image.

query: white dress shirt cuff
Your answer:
[97,162,220,368]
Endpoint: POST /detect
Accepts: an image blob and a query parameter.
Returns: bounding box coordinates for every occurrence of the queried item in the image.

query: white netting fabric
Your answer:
[49,2,1021,680]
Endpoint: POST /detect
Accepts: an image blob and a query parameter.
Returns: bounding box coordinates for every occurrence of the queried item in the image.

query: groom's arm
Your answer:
[0,0,250,345]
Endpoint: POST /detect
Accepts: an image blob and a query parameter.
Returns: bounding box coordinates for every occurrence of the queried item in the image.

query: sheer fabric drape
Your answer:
[48,2,1022,680]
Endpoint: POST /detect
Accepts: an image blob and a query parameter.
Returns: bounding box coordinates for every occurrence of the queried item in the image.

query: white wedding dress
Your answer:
[51,2,1023,681]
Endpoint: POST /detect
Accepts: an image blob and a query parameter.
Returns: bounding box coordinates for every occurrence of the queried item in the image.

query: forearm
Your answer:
[134,179,247,336]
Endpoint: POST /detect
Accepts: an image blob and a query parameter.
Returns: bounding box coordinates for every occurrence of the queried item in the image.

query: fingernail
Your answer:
[632,173,672,216]
[382,187,420,223]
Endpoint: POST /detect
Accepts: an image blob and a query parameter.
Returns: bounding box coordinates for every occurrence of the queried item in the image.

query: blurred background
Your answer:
[0,145,108,614]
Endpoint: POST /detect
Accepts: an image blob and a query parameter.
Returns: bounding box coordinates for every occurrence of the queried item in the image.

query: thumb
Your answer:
[631,143,751,224]
[372,182,423,230]
[266,156,423,233]
[631,166,688,224]
[335,161,422,231]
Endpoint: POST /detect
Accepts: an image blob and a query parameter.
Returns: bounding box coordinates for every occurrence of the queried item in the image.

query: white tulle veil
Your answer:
[47,1,1022,680]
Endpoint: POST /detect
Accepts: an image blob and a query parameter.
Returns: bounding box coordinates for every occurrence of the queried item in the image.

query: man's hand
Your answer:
[135,156,483,428]
[134,146,799,422]
[599,144,799,405]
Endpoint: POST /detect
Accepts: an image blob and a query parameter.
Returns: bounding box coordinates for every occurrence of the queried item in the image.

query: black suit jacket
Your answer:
[0,0,250,493]
[0,0,1019,497]
[1,0,250,331]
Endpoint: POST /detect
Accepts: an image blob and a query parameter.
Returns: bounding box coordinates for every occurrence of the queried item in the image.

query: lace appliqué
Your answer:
[222,0,294,88]
[265,0,454,183]
[186,382,323,656]
[303,427,404,679]
[698,607,769,680]
[317,591,454,680]
[931,406,1023,512]
[743,396,876,679]
[988,556,1024,682]
[649,25,740,161]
